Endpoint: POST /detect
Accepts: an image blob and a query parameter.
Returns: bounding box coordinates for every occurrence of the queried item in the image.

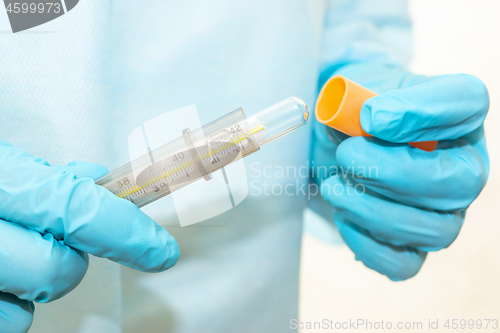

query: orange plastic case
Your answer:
[315,75,438,152]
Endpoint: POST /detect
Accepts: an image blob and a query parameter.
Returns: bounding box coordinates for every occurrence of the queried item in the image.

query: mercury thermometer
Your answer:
[96,97,309,207]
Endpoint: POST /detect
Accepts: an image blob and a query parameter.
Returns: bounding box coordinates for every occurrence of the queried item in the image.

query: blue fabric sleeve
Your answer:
[319,0,413,86]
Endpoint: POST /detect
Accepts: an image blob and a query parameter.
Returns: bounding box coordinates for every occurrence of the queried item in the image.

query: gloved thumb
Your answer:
[52,161,109,181]
[360,74,488,143]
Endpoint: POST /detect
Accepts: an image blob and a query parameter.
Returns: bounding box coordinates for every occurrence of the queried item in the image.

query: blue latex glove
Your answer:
[312,64,489,281]
[0,141,180,333]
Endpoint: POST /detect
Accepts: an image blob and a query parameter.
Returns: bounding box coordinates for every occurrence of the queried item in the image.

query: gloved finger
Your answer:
[0,144,180,273]
[360,74,489,142]
[336,135,488,211]
[335,215,427,281]
[0,219,88,303]
[52,161,109,180]
[0,292,34,333]
[322,176,463,251]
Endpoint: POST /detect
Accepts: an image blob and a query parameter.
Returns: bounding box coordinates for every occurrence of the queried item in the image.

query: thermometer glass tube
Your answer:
[96,97,309,208]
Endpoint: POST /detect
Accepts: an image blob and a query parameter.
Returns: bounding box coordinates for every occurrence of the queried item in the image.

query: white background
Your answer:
[300,0,500,331]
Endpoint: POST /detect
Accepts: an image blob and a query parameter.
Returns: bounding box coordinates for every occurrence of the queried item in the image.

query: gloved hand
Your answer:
[312,63,489,281]
[0,141,180,333]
